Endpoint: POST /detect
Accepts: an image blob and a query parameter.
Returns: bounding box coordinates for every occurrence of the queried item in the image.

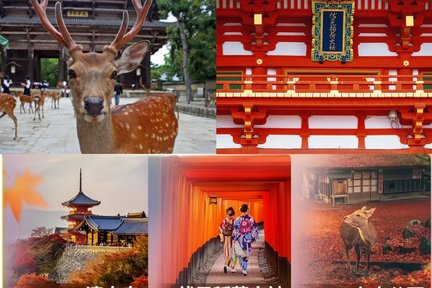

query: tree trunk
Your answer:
[177,20,193,104]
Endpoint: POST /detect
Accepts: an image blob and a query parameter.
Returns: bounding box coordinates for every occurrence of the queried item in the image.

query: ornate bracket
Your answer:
[231,103,268,146]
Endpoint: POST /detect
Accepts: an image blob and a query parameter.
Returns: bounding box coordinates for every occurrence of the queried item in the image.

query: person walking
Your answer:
[2,75,11,94]
[219,207,237,274]
[114,79,123,105]
[233,204,259,276]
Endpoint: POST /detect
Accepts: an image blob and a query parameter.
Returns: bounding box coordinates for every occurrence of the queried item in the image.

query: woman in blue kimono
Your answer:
[233,203,259,276]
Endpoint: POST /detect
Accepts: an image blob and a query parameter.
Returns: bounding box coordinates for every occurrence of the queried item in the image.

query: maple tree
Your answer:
[14,273,59,288]
[69,235,148,286]
[4,170,47,222]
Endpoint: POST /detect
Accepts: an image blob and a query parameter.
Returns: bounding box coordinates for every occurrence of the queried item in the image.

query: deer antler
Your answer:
[30,0,79,51]
[109,0,153,51]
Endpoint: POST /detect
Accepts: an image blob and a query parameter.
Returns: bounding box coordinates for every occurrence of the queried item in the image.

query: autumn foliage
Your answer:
[69,235,148,287]
[297,199,431,287]
[10,230,67,287]
[14,273,59,288]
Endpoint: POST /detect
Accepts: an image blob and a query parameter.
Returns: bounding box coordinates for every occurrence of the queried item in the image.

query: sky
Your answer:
[151,14,176,66]
[3,154,148,240]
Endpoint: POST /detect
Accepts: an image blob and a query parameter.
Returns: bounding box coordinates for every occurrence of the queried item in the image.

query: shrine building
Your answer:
[0,0,169,88]
[61,168,101,243]
[301,154,430,205]
[60,169,147,246]
[216,0,432,153]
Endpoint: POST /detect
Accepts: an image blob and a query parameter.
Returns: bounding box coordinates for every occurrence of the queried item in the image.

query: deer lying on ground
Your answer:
[0,93,18,139]
[340,206,377,273]
[31,0,178,153]
[15,92,34,114]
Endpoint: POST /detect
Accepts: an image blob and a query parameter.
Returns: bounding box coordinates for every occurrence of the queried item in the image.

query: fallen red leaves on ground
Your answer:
[298,199,431,287]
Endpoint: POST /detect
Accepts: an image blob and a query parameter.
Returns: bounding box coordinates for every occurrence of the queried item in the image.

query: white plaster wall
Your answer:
[309,116,358,129]
[217,115,243,128]
[255,115,302,128]
[267,42,307,56]
[309,136,358,149]
[222,42,252,56]
[412,44,432,56]
[258,135,302,149]
[216,135,242,149]
[358,43,397,56]
[365,136,408,149]
[365,116,411,128]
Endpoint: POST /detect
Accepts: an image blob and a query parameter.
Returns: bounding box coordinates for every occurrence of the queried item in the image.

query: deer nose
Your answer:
[84,97,104,115]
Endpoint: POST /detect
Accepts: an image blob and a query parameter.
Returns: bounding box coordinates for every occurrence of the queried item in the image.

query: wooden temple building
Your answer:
[216,0,432,153]
[0,0,170,88]
[301,154,430,205]
[61,168,101,243]
[60,169,147,246]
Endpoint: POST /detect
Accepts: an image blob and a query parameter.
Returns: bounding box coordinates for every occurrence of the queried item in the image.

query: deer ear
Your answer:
[116,41,150,75]
[366,208,376,217]
[361,206,368,211]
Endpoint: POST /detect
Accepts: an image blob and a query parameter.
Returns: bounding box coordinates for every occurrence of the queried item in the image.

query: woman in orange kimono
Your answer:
[219,206,237,273]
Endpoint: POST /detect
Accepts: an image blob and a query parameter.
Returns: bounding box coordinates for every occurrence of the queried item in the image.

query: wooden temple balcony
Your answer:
[217,73,432,98]
[216,73,432,152]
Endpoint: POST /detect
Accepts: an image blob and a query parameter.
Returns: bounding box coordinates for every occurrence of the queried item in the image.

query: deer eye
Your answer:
[111,70,118,79]
[68,69,77,79]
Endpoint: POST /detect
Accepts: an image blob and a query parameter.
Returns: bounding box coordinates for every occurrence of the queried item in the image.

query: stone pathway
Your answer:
[205,232,269,287]
[0,97,215,154]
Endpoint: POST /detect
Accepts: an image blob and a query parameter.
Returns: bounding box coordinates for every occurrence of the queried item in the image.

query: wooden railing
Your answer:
[217,73,432,96]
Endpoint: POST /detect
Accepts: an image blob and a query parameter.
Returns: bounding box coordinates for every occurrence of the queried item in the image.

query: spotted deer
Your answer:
[43,91,60,109]
[33,93,45,121]
[15,92,34,114]
[31,0,178,153]
[339,206,377,273]
[0,93,18,140]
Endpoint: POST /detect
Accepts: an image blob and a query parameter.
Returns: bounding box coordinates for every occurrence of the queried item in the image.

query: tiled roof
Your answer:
[0,16,173,28]
[112,218,148,235]
[77,215,123,231]
[62,191,101,206]
[75,215,148,235]
[304,154,430,169]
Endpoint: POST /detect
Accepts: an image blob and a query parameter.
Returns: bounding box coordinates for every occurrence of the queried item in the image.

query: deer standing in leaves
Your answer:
[0,93,18,140]
[31,0,178,153]
[340,206,377,273]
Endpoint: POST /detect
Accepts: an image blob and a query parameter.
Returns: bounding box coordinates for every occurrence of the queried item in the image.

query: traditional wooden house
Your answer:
[302,155,431,205]
[0,0,170,88]
[216,0,432,153]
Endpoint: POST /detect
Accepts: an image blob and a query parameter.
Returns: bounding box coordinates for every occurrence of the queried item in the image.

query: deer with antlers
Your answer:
[30,0,178,153]
[0,93,18,140]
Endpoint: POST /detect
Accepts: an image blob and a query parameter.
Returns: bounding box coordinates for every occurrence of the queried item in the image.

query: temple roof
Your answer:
[0,17,172,28]
[76,215,148,235]
[112,218,148,236]
[62,191,101,207]
[76,215,124,231]
[62,169,101,207]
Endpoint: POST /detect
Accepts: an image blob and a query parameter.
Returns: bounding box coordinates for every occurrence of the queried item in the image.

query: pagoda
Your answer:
[61,169,101,243]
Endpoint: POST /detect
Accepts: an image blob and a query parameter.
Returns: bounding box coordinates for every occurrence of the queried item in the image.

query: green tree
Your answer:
[157,0,215,103]
[40,58,59,87]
